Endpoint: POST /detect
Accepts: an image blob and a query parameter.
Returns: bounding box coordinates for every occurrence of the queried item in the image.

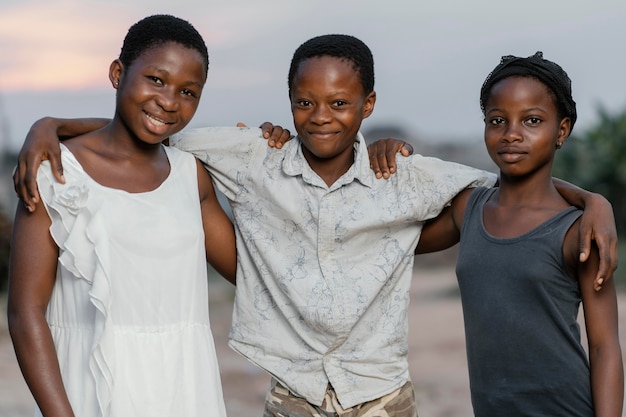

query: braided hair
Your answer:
[479,51,577,130]
[288,34,375,96]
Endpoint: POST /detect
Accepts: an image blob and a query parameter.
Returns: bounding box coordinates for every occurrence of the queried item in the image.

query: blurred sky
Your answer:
[1,0,626,152]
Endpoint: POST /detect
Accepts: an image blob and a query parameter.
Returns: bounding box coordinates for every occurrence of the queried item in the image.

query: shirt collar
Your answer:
[281,132,374,189]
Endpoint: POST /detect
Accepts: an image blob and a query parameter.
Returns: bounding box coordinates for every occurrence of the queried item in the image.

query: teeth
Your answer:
[146,113,166,126]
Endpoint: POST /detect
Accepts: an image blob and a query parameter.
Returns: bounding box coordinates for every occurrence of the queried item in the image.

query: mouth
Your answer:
[497,149,527,162]
[144,111,173,127]
[308,131,339,140]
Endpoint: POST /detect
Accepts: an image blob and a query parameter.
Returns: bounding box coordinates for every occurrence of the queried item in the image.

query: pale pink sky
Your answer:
[0,1,290,92]
[2,0,626,150]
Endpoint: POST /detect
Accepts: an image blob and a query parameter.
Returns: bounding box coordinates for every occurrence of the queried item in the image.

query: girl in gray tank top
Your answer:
[414,52,623,416]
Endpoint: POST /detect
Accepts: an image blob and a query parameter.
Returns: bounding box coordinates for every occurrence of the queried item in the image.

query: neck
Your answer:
[302,146,354,187]
[101,120,164,160]
[496,172,562,208]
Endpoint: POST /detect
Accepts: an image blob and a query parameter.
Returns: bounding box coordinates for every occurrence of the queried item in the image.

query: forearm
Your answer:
[590,346,624,417]
[34,116,110,140]
[415,213,460,254]
[8,312,75,416]
[553,177,589,208]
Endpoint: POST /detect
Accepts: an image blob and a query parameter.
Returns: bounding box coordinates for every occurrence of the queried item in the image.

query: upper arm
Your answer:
[566,223,619,349]
[416,188,472,254]
[8,203,58,317]
[565,221,623,416]
[196,159,237,285]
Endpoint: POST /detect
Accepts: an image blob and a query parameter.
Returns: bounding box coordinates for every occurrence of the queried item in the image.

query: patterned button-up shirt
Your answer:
[171,127,496,408]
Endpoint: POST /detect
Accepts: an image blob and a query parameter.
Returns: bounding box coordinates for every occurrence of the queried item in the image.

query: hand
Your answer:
[13,118,65,212]
[237,122,293,148]
[367,138,414,179]
[578,194,618,291]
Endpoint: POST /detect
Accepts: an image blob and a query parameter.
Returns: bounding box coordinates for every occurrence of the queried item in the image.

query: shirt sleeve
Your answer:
[169,126,267,200]
[405,154,497,220]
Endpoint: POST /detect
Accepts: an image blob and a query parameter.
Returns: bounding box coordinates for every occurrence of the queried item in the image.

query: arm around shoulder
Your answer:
[553,178,618,288]
[15,117,110,212]
[416,188,473,254]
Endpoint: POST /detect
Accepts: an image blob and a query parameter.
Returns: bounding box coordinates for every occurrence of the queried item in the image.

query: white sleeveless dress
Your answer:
[35,144,227,417]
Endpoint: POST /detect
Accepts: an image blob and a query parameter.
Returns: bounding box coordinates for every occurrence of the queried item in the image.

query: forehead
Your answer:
[133,42,203,66]
[487,76,555,107]
[135,42,204,66]
[293,56,360,85]
[127,42,207,85]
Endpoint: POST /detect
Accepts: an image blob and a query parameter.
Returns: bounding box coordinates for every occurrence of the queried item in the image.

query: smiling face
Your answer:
[483,76,571,180]
[290,55,376,181]
[110,41,206,145]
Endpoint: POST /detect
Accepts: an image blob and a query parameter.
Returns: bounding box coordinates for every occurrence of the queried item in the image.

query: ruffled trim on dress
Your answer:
[38,152,115,417]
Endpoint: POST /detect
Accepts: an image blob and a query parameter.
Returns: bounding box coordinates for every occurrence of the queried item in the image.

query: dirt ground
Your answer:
[2,261,626,417]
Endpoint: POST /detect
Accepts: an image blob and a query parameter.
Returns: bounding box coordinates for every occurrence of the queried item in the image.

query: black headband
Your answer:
[480,51,577,129]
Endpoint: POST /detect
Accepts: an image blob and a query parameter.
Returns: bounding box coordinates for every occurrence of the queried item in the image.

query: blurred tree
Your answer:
[553,106,626,235]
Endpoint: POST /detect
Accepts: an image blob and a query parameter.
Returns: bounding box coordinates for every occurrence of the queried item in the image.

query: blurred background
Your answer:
[1,0,625,415]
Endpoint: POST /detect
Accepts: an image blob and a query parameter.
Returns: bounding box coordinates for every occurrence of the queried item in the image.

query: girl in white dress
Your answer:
[7,15,235,417]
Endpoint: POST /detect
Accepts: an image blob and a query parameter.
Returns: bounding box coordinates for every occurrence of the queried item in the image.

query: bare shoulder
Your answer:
[450,187,475,227]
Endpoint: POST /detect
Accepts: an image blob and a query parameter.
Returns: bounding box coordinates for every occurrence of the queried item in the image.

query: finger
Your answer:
[376,143,392,179]
[401,143,414,156]
[236,122,247,128]
[23,164,40,210]
[578,227,591,263]
[49,154,65,185]
[588,233,618,291]
[12,162,34,212]
[593,249,611,291]
[385,142,413,174]
[259,122,273,139]
[369,149,383,179]
[272,128,292,149]
[267,125,284,147]
[596,236,618,289]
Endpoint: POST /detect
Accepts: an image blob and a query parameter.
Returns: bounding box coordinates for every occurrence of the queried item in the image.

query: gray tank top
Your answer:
[456,187,592,417]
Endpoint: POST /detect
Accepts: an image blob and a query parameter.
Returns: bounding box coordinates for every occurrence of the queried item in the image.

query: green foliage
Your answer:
[553,106,626,236]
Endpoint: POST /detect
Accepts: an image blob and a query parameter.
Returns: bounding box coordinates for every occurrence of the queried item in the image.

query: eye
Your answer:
[181,88,197,98]
[525,117,542,126]
[488,117,505,126]
[147,76,163,85]
[334,100,348,107]
[296,100,311,107]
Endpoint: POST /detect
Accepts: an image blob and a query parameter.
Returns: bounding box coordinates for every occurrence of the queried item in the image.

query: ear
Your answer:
[109,59,124,89]
[556,117,572,149]
[362,91,377,120]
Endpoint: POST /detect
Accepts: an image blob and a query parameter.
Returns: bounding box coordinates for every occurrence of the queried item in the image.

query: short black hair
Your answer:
[288,34,374,96]
[119,14,209,76]
[480,51,577,130]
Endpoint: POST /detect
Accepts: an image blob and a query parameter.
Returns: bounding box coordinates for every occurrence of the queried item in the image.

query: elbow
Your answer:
[6,301,45,342]
[7,307,25,341]
[589,342,623,370]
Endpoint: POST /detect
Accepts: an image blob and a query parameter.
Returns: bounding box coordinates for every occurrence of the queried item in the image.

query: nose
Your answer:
[502,122,523,142]
[156,87,179,112]
[310,104,332,125]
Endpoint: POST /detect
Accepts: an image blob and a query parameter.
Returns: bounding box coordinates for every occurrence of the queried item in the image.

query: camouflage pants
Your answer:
[263,379,418,417]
